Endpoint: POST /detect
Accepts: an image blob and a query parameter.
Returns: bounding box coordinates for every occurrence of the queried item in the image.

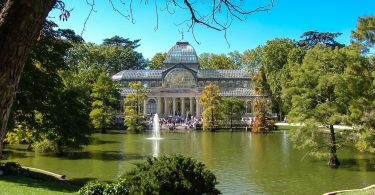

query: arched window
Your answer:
[164,68,196,88]
[147,99,157,115]
[246,101,252,113]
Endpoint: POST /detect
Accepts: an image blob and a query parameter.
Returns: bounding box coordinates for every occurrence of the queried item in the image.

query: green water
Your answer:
[3,131,375,194]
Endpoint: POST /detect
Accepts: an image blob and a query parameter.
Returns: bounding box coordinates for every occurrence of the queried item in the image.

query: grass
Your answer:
[276,125,299,131]
[0,174,79,195]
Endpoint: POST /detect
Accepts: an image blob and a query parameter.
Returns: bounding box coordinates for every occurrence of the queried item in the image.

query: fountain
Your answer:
[148,114,163,140]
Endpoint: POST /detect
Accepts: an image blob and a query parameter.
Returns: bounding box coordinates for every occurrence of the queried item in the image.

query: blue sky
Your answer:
[50,0,374,59]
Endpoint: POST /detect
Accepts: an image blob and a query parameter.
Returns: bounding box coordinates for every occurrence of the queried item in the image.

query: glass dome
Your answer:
[164,40,198,64]
[164,68,196,88]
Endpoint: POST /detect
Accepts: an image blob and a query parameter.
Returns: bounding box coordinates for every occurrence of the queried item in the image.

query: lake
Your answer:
[3,130,375,194]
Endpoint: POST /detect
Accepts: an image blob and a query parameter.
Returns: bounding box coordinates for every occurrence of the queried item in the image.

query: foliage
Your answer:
[79,181,110,195]
[199,53,239,69]
[79,154,219,195]
[252,67,272,132]
[89,73,119,132]
[285,45,358,167]
[220,97,245,129]
[242,46,264,76]
[351,16,375,53]
[298,31,345,48]
[337,46,374,153]
[262,38,296,120]
[124,108,147,133]
[34,139,60,153]
[39,87,92,153]
[124,81,149,133]
[228,50,243,68]
[5,119,40,150]
[149,52,167,69]
[102,35,140,49]
[122,154,219,195]
[66,39,146,77]
[200,83,221,131]
[7,21,91,154]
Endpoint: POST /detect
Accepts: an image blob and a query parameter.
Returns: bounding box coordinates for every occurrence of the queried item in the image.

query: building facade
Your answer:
[112,39,259,118]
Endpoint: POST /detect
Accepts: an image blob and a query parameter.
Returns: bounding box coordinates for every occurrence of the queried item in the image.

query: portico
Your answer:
[145,96,201,117]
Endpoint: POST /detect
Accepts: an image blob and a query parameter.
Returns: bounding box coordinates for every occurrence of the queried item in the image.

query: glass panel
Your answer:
[164,68,196,88]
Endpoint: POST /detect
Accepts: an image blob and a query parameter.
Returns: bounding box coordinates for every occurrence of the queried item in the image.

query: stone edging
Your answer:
[323,184,375,195]
[22,166,66,181]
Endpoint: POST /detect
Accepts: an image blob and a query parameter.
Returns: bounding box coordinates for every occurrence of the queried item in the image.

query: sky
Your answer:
[50,0,375,60]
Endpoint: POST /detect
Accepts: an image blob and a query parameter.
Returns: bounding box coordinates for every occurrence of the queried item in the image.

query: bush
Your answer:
[79,154,219,195]
[122,154,219,195]
[34,139,59,153]
[103,179,128,195]
[0,162,24,175]
[79,181,109,195]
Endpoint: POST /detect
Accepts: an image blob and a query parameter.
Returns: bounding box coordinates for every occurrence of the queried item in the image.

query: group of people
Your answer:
[146,112,202,130]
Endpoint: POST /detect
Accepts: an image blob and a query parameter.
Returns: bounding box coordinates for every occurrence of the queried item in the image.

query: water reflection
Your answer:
[152,140,160,158]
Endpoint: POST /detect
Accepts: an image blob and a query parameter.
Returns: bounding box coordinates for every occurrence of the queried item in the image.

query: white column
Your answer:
[164,97,168,116]
[157,97,162,115]
[181,97,185,117]
[172,97,176,116]
[195,97,200,116]
[189,97,193,115]
[143,99,147,115]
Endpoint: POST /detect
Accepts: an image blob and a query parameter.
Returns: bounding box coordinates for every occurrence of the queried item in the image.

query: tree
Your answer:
[221,97,245,130]
[66,41,146,76]
[351,16,375,54]
[199,53,239,69]
[252,67,271,133]
[102,35,140,49]
[198,53,211,68]
[242,46,264,76]
[5,21,90,154]
[262,38,296,120]
[101,44,146,74]
[0,0,273,158]
[337,48,374,153]
[124,81,149,133]
[200,83,221,131]
[298,31,345,48]
[285,45,353,168]
[0,0,56,158]
[149,52,167,69]
[348,17,375,153]
[228,50,243,68]
[90,73,119,133]
[42,86,91,154]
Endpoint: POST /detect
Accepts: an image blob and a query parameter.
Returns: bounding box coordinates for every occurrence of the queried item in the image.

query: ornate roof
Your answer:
[220,88,256,97]
[164,40,198,64]
[113,69,251,80]
[112,70,163,80]
[198,69,250,79]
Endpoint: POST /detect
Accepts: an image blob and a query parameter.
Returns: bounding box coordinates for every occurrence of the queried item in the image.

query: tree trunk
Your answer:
[328,124,340,168]
[0,0,56,158]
